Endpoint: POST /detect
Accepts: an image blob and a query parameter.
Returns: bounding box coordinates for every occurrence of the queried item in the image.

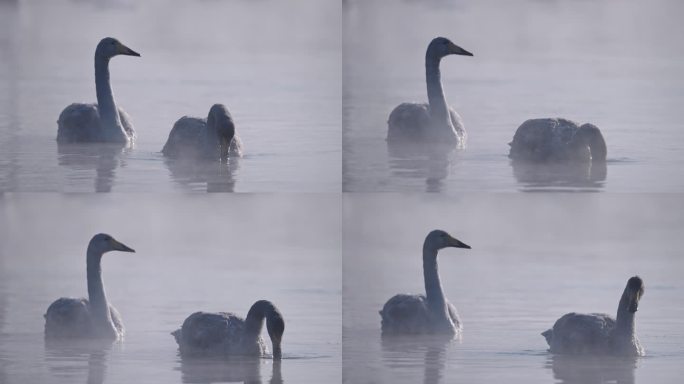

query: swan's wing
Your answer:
[117,107,136,141]
[548,312,615,354]
[109,304,125,337]
[44,297,92,338]
[161,116,206,157]
[57,103,101,143]
[447,301,462,331]
[176,311,245,354]
[380,294,431,334]
[509,118,581,161]
[387,103,431,142]
[448,107,466,143]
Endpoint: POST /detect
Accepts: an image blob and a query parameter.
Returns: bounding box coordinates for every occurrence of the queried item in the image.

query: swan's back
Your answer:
[44,297,125,339]
[57,103,135,143]
[161,117,206,157]
[173,312,266,356]
[380,294,432,334]
[543,312,615,355]
[509,118,582,162]
[45,298,92,338]
[387,103,465,145]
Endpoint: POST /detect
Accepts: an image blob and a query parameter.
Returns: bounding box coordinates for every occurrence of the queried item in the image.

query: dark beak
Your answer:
[450,43,473,57]
[121,44,141,57]
[112,239,136,253]
[448,237,471,249]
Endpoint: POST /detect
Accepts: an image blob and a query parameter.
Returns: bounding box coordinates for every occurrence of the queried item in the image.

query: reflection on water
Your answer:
[387,143,457,193]
[382,336,452,384]
[177,356,282,384]
[511,160,607,192]
[57,143,129,193]
[546,354,637,384]
[165,157,240,193]
[44,339,113,384]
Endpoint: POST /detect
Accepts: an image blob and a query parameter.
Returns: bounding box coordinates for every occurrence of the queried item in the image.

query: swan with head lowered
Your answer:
[380,230,471,336]
[172,300,285,360]
[57,37,140,144]
[509,118,607,163]
[542,276,645,356]
[162,104,243,161]
[44,234,135,340]
[387,37,473,147]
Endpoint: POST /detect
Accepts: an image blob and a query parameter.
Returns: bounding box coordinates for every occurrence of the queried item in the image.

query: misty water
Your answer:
[0,0,341,192]
[343,0,684,192]
[0,194,341,383]
[343,194,684,383]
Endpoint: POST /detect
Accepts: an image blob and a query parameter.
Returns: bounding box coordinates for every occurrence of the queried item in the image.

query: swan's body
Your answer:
[172,300,284,360]
[542,276,645,356]
[57,37,140,144]
[380,230,471,336]
[162,104,243,161]
[387,37,472,147]
[44,234,135,340]
[509,118,607,163]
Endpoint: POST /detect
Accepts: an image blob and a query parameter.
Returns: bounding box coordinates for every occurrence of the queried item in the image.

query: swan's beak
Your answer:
[448,236,471,249]
[111,239,136,253]
[118,43,141,57]
[449,43,473,57]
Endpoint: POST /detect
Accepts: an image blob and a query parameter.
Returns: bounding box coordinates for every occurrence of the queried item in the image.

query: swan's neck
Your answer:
[425,57,452,128]
[95,55,124,139]
[423,247,448,318]
[614,292,636,339]
[86,248,111,327]
[245,300,283,358]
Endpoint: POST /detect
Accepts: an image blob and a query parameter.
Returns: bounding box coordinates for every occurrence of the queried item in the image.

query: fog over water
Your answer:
[343,0,684,192]
[0,194,342,383]
[0,0,341,192]
[343,194,684,383]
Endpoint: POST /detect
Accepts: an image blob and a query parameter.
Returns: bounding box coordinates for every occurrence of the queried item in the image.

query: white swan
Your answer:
[542,276,645,356]
[44,234,135,340]
[509,118,607,163]
[57,37,140,144]
[162,104,243,161]
[387,37,473,147]
[172,300,285,360]
[379,230,471,336]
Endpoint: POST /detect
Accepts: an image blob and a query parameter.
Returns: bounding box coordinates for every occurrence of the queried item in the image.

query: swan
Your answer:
[44,233,135,340]
[172,300,285,360]
[57,37,140,144]
[387,37,473,147]
[509,118,607,163]
[379,230,471,336]
[162,104,243,161]
[542,276,645,356]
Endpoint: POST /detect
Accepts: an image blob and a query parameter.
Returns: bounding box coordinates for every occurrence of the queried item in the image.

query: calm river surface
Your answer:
[0,194,341,383]
[343,0,684,192]
[343,194,684,383]
[0,0,341,192]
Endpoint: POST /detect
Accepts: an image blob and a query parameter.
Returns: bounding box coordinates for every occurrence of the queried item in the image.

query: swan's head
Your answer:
[265,306,285,360]
[96,37,141,59]
[424,230,471,252]
[623,276,645,313]
[207,104,235,161]
[426,37,473,60]
[88,233,136,255]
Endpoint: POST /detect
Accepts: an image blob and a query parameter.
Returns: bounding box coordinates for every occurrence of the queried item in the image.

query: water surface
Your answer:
[0,194,342,383]
[0,0,341,192]
[343,194,684,383]
[343,0,684,192]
